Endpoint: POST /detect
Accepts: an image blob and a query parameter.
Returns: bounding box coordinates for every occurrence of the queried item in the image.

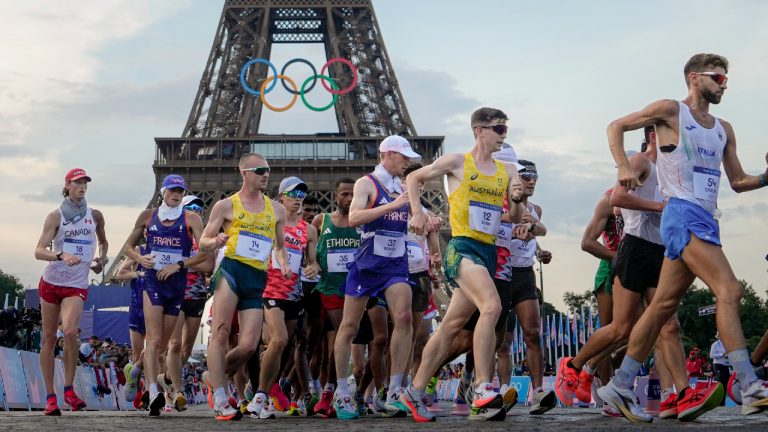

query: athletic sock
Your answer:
[408,384,425,401]
[388,374,403,396]
[567,359,581,373]
[64,385,74,394]
[336,378,349,397]
[149,383,159,399]
[312,378,321,394]
[661,388,675,401]
[213,387,227,405]
[583,363,596,375]
[614,356,642,389]
[47,393,57,401]
[323,383,335,393]
[730,348,759,385]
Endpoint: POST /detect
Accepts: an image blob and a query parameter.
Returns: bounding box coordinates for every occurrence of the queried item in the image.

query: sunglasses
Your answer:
[697,72,728,86]
[520,172,538,181]
[283,189,306,199]
[476,124,509,135]
[184,203,203,213]
[243,166,271,175]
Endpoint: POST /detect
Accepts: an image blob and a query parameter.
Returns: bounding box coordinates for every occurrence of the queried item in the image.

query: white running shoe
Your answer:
[596,380,652,423]
[247,392,267,418]
[741,380,768,415]
[529,389,556,415]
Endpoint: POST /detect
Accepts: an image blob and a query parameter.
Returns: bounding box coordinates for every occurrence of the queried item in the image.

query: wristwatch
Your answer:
[177,260,186,270]
[56,251,63,261]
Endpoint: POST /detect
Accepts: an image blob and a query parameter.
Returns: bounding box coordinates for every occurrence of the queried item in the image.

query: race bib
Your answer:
[235,230,272,262]
[373,230,406,258]
[406,241,426,267]
[327,248,355,273]
[271,245,302,274]
[63,238,93,259]
[469,200,502,234]
[495,223,513,250]
[693,166,720,202]
[153,246,183,270]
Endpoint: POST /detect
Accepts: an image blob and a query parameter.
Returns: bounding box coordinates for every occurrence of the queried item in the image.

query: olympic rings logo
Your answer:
[239,57,358,112]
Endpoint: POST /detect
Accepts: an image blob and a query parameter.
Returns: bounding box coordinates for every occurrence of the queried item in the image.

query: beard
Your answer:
[702,87,723,104]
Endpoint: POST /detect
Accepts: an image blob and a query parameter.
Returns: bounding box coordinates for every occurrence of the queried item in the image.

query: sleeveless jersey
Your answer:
[43,208,97,289]
[509,202,540,268]
[494,197,513,281]
[184,239,208,301]
[315,213,360,295]
[602,189,624,252]
[354,174,409,272]
[145,209,193,284]
[223,193,277,271]
[407,209,430,274]
[656,101,727,215]
[622,160,663,245]
[448,152,508,245]
[264,219,309,301]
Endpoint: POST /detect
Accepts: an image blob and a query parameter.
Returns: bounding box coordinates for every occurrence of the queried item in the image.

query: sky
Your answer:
[2,0,768,312]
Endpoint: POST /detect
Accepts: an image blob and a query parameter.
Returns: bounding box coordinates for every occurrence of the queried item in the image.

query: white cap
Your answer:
[492,145,525,172]
[379,135,421,161]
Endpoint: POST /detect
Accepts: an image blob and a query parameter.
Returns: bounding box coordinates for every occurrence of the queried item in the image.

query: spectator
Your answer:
[79,335,100,365]
[686,349,703,378]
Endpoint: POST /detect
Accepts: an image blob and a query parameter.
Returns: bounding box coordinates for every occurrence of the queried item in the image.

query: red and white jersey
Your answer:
[264,219,309,301]
[43,208,97,289]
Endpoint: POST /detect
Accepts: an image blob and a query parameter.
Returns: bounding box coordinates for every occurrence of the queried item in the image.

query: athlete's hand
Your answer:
[90,257,108,274]
[138,253,155,269]
[513,223,534,241]
[409,210,427,236]
[214,233,230,249]
[618,165,642,191]
[303,262,320,280]
[393,190,409,208]
[430,252,442,269]
[60,252,81,267]
[537,250,552,264]
[427,214,443,232]
[281,265,292,279]
[157,263,181,281]
[510,177,524,201]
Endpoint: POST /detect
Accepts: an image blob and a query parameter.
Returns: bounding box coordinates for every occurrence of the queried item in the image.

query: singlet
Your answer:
[264,219,309,301]
[223,193,277,271]
[622,159,663,245]
[656,101,727,215]
[494,197,514,281]
[354,174,409,272]
[185,239,208,301]
[509,202,540,268]
[407,209,430,274]
[315,213,360,295]
[448,152,508,245]
[43,208,97,289]
[145,209,193,283]
[602,189,624,252]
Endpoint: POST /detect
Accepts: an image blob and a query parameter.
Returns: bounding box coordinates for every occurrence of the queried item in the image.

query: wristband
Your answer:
[177,260,185,270]
[760,173,768,188]
[56,251,63,261]
[529,222,537,233]
[511,198,523,204]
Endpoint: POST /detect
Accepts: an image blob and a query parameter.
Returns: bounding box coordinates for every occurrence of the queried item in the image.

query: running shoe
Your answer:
[305,393,319,415]
[576,369,595,403]
[741,380,768,415]
[471,382,502,410]
[239,400,249,415]
[728,372,742,405]
[270,382,290,412]
[502,386,518,412]
[399,386,436,422]
[214,396,242,421]
[354,393,367,417]
[425,376,438,406]
[333,394,358,420]
[384,387,408,416]
[157,373,174,396]
[529,388,556,415]
[677,384,723,421]
[372,390,387,413]
[555,357,579,406]
[140,389,149,410]
[468,404,506,421]
[149,392,165,417]
[601,404,622,417]
[659,392,677,419]
[596,380,652,423]
[279,378,292,400]
[173,391,187,412]
[64,390,87,412]
[287,401,302,416]
[313,390,333,417]
[163,403,173,413]
[202,371,213,409]
[247,392,267,418]
[44,397,61,416]
[259,397,277,419]
[124,364,138,402]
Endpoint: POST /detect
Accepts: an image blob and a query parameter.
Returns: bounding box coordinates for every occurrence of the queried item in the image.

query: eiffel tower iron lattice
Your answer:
[104,0,448,288]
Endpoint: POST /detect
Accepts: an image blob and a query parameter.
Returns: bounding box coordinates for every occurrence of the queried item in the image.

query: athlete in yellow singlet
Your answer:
[400,107,525,422]
[199,153,288,421]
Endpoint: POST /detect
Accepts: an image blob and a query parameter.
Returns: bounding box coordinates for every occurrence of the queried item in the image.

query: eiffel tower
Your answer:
[105,0,446,281]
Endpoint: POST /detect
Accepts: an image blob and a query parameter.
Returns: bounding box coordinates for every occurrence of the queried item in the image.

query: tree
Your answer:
[0,269,24,306]
[562,289,596,312]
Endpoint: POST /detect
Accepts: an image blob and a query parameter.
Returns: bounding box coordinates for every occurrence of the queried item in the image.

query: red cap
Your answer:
[65,168,92,184]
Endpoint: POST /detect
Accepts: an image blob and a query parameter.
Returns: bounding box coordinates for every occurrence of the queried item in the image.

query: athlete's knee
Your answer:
[497,341,510,355]
[391,309,413,328]
[716,283,743,308]
[168,338,182,355]
[41,331,58,348]
[611,321,633,341]
[659,315,681,337]
[522,326,540,346]
[62,327,79,343]
[478,301,502,321]
[211,323,232,345]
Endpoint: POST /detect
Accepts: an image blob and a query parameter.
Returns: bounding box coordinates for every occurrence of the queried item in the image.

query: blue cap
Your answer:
[161,174,188,191]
